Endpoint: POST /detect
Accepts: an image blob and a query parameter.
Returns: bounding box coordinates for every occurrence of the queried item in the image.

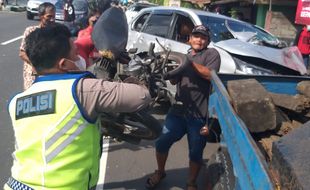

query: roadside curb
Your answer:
[0,5,26,12]
[10,5,26,12]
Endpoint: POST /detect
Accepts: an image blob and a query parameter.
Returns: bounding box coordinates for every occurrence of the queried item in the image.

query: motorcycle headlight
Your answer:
[233,57,274,75]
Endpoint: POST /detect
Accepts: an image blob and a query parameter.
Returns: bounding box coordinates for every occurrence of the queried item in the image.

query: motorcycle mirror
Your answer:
[92,7,128,60]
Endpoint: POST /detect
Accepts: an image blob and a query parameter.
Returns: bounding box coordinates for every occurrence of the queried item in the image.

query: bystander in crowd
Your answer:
[295,25,310,70]
[74,9,102,68]
[19,2,55,90]
[146,25,221,190]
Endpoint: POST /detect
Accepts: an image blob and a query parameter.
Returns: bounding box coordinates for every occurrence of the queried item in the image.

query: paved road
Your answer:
[0,10,36,186]
[0,11,219,190]
[98,102,219,190]
[3,0,27,7]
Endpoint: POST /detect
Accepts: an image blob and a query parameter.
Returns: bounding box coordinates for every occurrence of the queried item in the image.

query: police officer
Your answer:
[4,24,151,190]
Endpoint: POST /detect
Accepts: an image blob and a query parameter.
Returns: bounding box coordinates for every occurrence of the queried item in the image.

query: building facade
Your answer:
[191,0,300,44]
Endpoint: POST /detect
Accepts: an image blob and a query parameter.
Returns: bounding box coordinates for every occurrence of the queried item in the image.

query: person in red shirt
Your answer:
[74,9,101,67]
[77,11,100,38]
[295,25,310,69]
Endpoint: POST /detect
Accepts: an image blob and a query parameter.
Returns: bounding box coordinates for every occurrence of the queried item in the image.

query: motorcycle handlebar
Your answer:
[148,43,155,58]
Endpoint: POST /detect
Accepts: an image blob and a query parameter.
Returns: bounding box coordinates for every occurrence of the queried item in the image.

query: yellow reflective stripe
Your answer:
[45,111,81,150]
[46,121,87,163]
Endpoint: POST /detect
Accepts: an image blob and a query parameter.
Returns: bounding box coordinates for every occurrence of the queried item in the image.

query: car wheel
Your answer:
[26,11,34,20]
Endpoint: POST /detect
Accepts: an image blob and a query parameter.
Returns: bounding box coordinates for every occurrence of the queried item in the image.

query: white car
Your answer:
[26,0,57,20]
[125,2,157,23]
[127,6,307,76]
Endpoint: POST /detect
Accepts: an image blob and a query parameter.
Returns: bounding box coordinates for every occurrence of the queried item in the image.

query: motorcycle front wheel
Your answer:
[101,110,162,141]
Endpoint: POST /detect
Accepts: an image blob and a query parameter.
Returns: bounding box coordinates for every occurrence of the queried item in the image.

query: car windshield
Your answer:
[226,20,279,44]
[199,15,234,43]
[55,0,87,11]
[199,15,279,45]
[128,4,155,12]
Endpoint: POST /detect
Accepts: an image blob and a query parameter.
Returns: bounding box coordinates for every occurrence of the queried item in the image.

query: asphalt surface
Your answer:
[0,10,219,190]
[99,102,219,190]
[0,10,34,187]
[2,0,27,7]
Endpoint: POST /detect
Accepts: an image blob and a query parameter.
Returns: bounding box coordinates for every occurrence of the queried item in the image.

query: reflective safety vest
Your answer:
[297,27,310,55]
[6,72,101,190]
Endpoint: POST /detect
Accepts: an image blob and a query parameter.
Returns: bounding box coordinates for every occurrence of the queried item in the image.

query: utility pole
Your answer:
[269,0,272,11]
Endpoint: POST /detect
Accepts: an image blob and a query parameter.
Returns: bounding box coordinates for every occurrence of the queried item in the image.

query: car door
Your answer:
[165,12,195,54]
[128,9,175,53]
[127,11,151,50]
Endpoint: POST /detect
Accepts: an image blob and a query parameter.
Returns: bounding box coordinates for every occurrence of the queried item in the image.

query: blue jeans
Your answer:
[155,110,207,162]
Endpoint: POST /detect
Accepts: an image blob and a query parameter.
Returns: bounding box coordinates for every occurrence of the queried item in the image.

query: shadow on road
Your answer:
[101,163,210,190]
[104,139,156,153]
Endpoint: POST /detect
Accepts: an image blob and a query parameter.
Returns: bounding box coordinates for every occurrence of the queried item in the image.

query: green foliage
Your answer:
[180,1,202,9]
[149,0,164,5]
[229,8,238,18]
[181,1,194,8]
[148,0,202,8]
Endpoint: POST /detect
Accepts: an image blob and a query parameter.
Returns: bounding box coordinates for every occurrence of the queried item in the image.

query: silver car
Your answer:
[125,2,157,23]
[127,6,307,76]
[26,0,57,19]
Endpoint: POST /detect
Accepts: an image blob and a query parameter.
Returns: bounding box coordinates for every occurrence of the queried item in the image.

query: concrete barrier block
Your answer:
[271,121,310,189]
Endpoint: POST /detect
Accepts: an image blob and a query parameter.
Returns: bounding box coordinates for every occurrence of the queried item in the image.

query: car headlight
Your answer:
[233,57,274,75]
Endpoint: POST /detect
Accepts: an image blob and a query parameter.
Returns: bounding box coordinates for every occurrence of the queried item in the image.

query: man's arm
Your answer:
[191,62,211,80]
[191,48,221,80]
[20,26,37,64]
[19,50,31,63]
[77,78,152,120]
[20,32,30,63]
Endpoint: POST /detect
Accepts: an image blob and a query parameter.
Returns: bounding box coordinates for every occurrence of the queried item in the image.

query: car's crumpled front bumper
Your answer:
[215,39,307,75]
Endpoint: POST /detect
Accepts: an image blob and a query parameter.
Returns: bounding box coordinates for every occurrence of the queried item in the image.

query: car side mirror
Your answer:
[128,48,138,54]
[278,40,288,48]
